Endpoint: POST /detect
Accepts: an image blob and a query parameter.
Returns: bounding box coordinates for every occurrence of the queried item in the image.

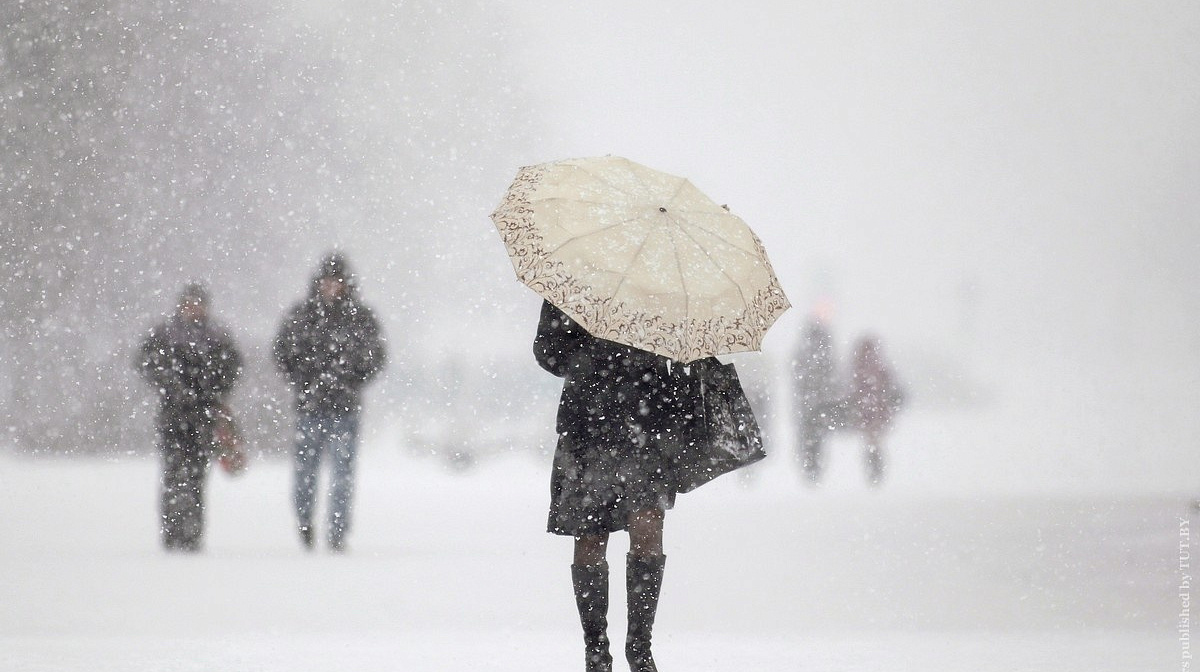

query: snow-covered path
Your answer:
[0,447,1178,671]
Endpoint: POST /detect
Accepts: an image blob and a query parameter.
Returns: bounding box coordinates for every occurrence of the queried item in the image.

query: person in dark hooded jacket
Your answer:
[535,300,704,672]
[137,283,242,552]
[274,253,386,552]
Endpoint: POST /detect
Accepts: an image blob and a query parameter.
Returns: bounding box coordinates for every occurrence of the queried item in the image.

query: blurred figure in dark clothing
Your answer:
[137,283,243,552]
[274,253,386,552]
[847,335,905,486]
[793,317,839,483]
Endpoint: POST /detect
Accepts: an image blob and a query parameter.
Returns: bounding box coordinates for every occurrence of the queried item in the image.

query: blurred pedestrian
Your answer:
[793,317,839,483]
[847,335,905,486]
[273,252,386,552]
[137,283,243,552]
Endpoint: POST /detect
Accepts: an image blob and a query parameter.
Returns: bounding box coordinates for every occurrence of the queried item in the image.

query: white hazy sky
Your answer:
[490,1,1200,490]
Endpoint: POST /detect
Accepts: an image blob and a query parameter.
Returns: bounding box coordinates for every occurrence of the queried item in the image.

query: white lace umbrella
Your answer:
[491,156,790,363]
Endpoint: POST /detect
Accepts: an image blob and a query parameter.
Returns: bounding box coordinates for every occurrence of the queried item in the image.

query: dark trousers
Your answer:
[159,416,212,551]
[798,415,829,481]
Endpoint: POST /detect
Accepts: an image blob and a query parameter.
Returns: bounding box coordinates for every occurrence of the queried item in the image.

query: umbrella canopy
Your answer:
[491,156,790,363]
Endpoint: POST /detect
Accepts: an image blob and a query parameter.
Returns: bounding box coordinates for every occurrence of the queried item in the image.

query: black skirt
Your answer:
[547,423,677,536]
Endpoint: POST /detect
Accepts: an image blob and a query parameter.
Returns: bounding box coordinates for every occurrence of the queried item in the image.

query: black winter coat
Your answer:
[138,317,242,428]
[534,301,687,446]
[273,297,386,415]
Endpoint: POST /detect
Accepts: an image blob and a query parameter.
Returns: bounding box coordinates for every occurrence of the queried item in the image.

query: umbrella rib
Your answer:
[675,212,761,257]
[665,178,690,207]
[528,196,626,207]
[671,216,751,310]
[543,214,646,255]
[568,163,643,202]
[611,231,654,302]
[617,157,659,198]
[667,224,692,339]
[664,182,759,258]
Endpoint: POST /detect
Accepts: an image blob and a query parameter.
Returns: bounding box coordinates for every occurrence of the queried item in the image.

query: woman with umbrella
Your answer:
[494,157,790,672]
[534,299,681,672]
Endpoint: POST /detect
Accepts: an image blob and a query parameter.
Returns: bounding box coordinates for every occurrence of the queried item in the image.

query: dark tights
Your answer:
[573,508,664,565]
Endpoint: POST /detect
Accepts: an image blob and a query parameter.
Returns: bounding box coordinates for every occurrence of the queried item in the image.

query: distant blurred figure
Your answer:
[137,283,243,552]
[847,336,905,486]
[274,253,386,552]
[793,317,839,483]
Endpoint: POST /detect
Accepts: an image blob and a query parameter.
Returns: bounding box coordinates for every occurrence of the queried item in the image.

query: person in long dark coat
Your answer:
[535,300,696,672]
[847,335,904,486]
[137,283,242,552]
[274,252,386,552]
[793,317,839,483]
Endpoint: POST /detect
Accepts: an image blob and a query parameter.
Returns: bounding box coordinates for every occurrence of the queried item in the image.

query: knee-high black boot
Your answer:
[572,562,613,672]
[625,554,666,672]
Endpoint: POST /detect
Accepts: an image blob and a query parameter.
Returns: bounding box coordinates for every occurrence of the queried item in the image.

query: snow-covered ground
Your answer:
[0,434,1182,672]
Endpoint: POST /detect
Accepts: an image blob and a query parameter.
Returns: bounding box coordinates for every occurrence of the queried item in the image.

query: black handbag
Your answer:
[670,358,766,493]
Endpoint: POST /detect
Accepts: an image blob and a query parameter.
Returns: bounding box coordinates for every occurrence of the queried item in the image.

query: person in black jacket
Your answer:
[137,283,242,552]
[274,253,386,552]
[535,300,693,672]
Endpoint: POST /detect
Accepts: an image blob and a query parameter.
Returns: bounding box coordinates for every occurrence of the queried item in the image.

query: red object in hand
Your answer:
[213,406,247,476]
